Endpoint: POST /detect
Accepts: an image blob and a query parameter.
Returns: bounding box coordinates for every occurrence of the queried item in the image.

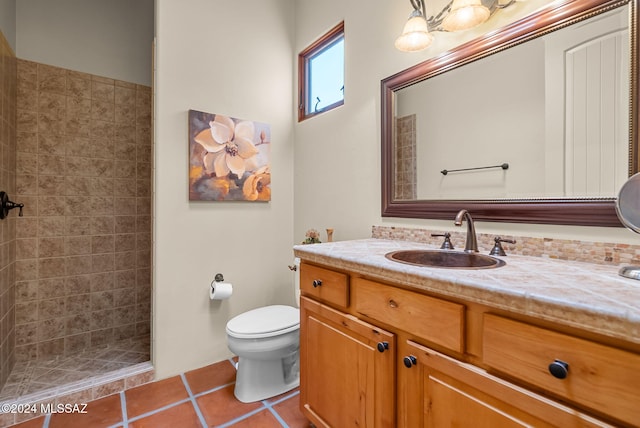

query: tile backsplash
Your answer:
[372,225,640,266]
[13,59,152,362]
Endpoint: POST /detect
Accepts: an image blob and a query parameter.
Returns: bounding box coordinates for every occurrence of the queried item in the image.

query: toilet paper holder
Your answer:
[210,273,233,300]
[211,273,225,293]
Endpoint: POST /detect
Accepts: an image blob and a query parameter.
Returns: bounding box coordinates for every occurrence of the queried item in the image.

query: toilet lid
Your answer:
[226,305,300,339]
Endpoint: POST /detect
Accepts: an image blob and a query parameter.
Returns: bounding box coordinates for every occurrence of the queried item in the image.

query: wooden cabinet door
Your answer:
[300,296,395,428]
[398,340,613,428]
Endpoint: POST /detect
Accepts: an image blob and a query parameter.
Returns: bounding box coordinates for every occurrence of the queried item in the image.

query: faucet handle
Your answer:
[431,232,454,250]
[0,191,24,219]
[489,236,516,256]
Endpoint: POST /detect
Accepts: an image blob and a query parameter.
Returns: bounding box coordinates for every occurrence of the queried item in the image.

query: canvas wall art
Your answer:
[189,109,271,201]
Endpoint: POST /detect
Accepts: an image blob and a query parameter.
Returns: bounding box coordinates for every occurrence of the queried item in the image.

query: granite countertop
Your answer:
[293,238,640,345]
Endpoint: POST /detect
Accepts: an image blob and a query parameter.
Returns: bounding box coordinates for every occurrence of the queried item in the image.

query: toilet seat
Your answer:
[226,305,299,339]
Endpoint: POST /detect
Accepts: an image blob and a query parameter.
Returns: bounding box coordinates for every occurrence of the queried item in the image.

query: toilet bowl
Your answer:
[226,304,300,403]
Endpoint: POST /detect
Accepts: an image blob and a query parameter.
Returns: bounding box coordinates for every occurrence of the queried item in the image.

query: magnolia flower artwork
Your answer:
[189,110,271,201]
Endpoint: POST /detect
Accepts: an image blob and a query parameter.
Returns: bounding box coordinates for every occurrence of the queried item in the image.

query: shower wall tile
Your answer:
[91,217,114,234]
[38,257,66,278]
[14,59,151,361]
[64,332,90,353]
[39,217,65,236]
[0,29,17,389]
[37,338,64,359]
[68,75,92,94]
[38,278,66,299]
[38,196,66,217]
[16,281,38,302]
[91,272,114,292]
[39,237,65,257]
[37,64,64,90]
[15,323,36,345]
[66,255,92,275]
[66,236,92,255]
[15,259,36,281]
[16,238,37,259]
[65,275,91,295]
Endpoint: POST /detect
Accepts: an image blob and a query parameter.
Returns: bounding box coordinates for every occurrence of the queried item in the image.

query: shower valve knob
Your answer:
[312,279,322,287]
[0,191,24,219]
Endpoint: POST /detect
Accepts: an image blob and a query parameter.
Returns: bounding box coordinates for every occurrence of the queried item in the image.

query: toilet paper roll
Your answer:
[210,281,233,300]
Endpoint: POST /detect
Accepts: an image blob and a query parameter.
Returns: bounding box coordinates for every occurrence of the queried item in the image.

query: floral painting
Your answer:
[189,110,271,201]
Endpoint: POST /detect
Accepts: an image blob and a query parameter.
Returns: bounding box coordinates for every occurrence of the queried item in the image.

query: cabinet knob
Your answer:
[377,342,389,353]
[548,359,569,379]
[403,355,417,368]
[312,279,322,288]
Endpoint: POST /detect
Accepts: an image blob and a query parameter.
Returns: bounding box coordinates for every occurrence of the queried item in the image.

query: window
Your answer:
[298,22,344,122]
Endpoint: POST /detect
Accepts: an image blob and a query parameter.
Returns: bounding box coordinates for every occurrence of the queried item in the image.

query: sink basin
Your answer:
[385,250,505,269]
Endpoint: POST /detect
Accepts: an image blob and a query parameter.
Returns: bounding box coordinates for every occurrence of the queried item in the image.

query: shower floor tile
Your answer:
[0,336,150,401]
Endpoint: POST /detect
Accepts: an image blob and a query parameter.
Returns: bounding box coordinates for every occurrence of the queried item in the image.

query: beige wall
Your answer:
[154,0,295,378]
[0,0,15,51]
[292,0,639,245]
[16,0,153,86]
[397,39,546,199]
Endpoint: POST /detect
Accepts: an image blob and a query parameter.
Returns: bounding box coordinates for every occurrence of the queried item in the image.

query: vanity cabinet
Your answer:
[300,296,395,427]
[298,261,637,427]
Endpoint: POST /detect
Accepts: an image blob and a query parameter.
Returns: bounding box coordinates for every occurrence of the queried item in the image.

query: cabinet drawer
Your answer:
[300,263,349,308]
[483,314,640,427]
[353,277,464,353]
[401,340,612,428]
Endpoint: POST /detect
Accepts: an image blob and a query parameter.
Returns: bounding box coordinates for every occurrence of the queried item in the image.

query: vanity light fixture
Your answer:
[441,0,490,32]
[395,0,516,52]
[395,0,434,51]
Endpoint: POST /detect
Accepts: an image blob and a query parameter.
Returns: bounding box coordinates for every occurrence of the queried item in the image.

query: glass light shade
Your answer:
[395,14,434,52]
[441,0,490,32]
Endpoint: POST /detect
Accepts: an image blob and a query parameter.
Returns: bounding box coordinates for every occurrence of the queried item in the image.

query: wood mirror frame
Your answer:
[381,0,638,226]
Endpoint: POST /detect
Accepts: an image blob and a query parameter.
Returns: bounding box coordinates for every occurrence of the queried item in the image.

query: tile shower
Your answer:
[0,38,152,403]
[0,30,18,393]
[395,115,416,200]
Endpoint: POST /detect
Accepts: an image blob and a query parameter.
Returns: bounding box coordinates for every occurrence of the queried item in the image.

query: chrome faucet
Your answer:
[454,209,478,252]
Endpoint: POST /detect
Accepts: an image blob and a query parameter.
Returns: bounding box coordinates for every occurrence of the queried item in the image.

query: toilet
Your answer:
[226,305,300,402]
[225,262,301,403]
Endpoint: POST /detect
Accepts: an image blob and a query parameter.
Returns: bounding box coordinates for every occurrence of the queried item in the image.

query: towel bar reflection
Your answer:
[441,163,509,175]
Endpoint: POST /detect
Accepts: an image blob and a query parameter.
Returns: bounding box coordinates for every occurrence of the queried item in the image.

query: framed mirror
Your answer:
[381,0,638,226]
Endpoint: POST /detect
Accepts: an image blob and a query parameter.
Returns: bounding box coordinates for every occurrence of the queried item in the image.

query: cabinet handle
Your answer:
[403,355,417,368]
[312,279,322,288]
[377,342,389,353]
[548,359,569,379]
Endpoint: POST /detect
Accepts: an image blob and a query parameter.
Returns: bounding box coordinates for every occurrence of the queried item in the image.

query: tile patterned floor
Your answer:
[0,337,150,401]
[7,359,310,428]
